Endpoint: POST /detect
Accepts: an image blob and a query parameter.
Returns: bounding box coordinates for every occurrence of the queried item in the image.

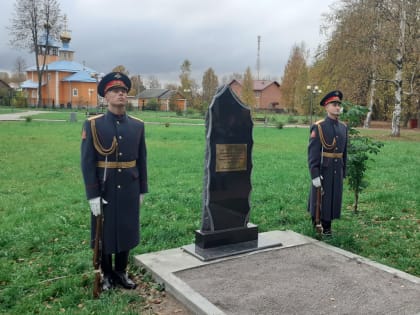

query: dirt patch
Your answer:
[369,121,392,129]
[132,271,192,315]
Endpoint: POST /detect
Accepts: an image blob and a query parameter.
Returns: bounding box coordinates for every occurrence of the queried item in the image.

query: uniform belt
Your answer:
[96,160,136,168]
[322,152,343,158]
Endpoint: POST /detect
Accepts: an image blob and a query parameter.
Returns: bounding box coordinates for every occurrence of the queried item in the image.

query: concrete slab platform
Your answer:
[134,230,420,315]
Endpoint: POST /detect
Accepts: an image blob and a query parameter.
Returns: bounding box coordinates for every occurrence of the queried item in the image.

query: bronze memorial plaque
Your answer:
[216,144,247,172]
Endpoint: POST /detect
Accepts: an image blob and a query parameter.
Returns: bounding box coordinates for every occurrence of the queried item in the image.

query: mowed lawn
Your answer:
[0,116,419,314]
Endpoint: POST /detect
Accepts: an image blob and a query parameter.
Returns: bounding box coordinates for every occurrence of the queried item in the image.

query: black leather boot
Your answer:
[322,220,332,236]
[102,273,114,291]
[113,271,137,289]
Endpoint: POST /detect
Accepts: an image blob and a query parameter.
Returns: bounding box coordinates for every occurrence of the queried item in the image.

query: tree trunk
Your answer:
[391,76,402,136]
[37,70,43,108]
[364,76,375,128]
[36,56,47,108]
[391,0,406,137]
[364,1,381,129]
[34,44,41,108]
[354,190,359,214]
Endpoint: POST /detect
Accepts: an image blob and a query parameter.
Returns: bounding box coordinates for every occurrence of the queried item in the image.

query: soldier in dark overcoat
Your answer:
[308,90,348,236]
[81,72,148,290]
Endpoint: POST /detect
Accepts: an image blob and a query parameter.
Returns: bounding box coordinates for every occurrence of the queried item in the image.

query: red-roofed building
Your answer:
[229,79,284,112]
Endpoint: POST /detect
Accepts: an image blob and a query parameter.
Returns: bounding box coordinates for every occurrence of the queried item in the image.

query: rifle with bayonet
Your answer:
[315,186,323,235]
[315,147,325,236]
[92,200,103,298]
[93,155,109,298]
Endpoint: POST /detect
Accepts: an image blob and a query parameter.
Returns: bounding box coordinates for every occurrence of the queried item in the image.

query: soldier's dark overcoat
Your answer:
[308,116,348,221]
[81,111,148,254]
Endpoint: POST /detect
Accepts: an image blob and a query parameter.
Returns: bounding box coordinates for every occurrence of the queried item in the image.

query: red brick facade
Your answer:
[229,79,284,111]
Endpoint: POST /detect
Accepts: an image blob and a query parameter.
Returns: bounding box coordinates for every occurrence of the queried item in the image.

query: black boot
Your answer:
[322,220,332,236]
[113,271,137,289]
[102,273,114,291]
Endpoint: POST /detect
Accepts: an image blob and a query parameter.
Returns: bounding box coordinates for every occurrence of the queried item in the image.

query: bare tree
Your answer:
[13,56,27,82]
[164,83,178,90]
[148,75,161,89]
[221,72,243,85]
[9,0,61,107]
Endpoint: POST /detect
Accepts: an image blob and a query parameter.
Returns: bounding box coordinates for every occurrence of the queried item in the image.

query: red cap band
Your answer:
[104,80,128,93]
[323,96,341,105]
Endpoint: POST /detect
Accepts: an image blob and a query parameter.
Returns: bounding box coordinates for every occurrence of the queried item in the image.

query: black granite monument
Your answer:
[197,85,257,247]
[182,85,282,261]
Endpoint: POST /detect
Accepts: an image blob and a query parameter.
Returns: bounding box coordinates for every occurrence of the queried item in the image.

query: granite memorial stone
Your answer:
[196,85,257,249]
[182,85,282,261]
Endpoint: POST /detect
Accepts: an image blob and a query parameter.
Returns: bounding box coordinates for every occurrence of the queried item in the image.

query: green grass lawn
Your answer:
[10,107,317,126]
[0,117,419,314]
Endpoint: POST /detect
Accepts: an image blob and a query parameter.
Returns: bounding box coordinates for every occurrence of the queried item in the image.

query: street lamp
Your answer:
[306,85,322,126]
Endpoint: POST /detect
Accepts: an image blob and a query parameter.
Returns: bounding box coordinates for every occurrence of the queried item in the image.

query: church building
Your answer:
[21,16,99,109]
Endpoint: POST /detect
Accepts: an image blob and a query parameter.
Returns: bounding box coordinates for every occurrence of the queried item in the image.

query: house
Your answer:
[229,79,284,112]
[21,16,98,108]
[137,89,185,111]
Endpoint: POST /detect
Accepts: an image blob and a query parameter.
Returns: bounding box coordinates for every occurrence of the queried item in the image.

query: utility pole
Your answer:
[257,35,261,80]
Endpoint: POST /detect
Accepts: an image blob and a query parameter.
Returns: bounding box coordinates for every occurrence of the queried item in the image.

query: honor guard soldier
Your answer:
[81,72,148,291]
[307,90,348,236]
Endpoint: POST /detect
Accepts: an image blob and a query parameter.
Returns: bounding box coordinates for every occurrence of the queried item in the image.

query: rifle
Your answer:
[315,146,325,236]
[92,203,103,298]
[93,155,108,298]
[315,186,323,235]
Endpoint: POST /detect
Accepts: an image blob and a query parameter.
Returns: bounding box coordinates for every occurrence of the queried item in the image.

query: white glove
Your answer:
[312,176,322,188]
[88,197,107,216]
[139,194,145,206]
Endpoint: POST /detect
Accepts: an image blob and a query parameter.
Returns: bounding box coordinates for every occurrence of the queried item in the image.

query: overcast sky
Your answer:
[0,0,337,85]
